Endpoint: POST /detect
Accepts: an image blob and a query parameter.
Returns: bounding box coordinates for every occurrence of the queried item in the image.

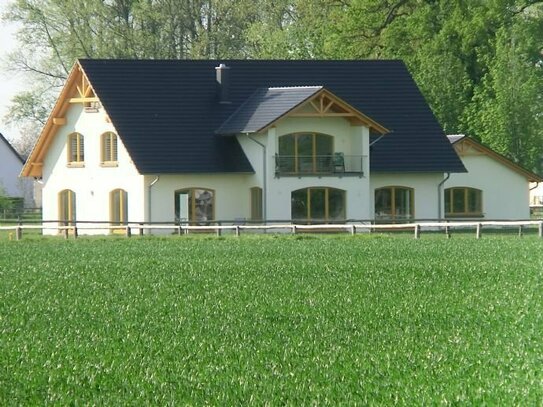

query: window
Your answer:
[291,187,345,222]
[58,190,76,226]
[445,187,482,217]
[375,186,414,222]
[67,133,84,164]
[110,189,128,225]
[250,187,263,221]
[174,188,214,224]
[101,132,118,165]
[278,133,333,174]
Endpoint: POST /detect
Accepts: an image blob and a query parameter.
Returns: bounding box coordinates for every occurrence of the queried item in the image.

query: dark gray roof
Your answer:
[217,86,322,135]
[78,59,466,174]
[0,132,24,164]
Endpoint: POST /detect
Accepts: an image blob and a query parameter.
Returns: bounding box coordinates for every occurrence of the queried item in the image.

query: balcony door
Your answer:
[278,133,333,174]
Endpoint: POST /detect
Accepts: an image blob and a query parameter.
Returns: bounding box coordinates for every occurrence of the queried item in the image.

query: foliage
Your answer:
[2,0,543,171]
[1,235,542,404]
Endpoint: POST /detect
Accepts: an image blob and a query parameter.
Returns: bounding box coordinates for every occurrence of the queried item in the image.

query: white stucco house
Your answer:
[445,135,541,220]
[21,60,540,234]
[0,132,33,208]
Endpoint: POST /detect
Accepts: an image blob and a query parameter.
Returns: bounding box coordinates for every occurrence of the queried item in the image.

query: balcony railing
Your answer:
[275,154,365,176]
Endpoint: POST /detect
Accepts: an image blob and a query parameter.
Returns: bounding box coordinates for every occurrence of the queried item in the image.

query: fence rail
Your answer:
[1,220,542,240]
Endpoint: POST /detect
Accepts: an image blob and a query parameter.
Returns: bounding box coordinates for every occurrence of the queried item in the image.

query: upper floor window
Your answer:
[101,132,118,165]
[67,133,84,165]
[445,187,482,217]
[278,133,333,174]
[375,186,414,222]
[175,188,214,225]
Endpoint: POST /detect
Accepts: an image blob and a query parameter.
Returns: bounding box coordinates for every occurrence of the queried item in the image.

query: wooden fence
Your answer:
[1,220,543,240]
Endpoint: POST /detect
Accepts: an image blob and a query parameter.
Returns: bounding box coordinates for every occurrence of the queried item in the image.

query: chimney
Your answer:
[215,63,231,104]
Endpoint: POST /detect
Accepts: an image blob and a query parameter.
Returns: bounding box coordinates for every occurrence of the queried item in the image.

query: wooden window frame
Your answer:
[174,188,215,225]
[67,132,84,166]
[101,132,118,166]
[110,189,128,229]
[250,187,263,221]
[278,132,334,174]
[291,187,346,222]
[58,189,76,227]
[374,186,415,222]
[444,187,483,218]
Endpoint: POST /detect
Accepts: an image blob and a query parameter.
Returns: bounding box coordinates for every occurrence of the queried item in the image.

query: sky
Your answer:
[0,0,25,141]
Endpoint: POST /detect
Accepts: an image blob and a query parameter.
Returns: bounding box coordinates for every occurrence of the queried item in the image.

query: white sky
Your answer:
[0,0,25,141]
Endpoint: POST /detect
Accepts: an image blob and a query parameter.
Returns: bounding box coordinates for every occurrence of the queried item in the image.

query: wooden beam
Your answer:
[52,117,66,125]
[69,97,99,104]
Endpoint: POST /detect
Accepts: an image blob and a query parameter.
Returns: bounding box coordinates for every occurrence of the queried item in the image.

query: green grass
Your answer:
[1,235,542,404]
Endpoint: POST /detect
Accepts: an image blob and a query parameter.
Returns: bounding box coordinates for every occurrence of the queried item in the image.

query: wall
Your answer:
[370,173,445,220]
[446,154,530,219]
[237,117,372,221]
[0,138,33,206]
[41,104,145,235]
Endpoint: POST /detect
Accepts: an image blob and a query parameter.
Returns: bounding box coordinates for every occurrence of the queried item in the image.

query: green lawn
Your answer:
[1,235,542,404]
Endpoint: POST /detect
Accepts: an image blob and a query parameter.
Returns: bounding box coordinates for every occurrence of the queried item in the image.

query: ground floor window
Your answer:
[374,186,414,221]
[250,187,263,221]
[175,188,214,224]
[291,187,345,222]
[58,189,76,226]
[445,187,482,217]
[110,189,128,225]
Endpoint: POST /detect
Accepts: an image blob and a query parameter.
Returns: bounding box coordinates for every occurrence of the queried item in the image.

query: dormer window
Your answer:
[101,132,118,166]
[67,132,84,165]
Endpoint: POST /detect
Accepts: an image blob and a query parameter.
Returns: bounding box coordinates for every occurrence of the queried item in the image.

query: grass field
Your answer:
[1,235,542,404]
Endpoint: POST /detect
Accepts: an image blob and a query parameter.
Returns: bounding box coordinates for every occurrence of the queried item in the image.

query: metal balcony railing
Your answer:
[275,154,364,176]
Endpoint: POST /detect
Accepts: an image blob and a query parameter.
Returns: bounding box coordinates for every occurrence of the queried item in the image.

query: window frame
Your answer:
[101,132,118,166]
[110,189,128,227]
[67,132,85,166]
[291,187,346,223]
[278,132,334,174]
[174,188,215,225]
[58,189,76,227]
[374,186,415,222]
[444,187,483,218]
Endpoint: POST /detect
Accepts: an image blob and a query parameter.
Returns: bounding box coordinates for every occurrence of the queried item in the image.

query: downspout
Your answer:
[247,134,266,222]
[529,182,539,191]
[437,172,450,220]
[148,175,160,224]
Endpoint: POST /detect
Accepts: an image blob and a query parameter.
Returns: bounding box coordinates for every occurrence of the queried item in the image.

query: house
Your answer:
[22,59,476,234]
[445,135,542,220]
[0,132,33,208]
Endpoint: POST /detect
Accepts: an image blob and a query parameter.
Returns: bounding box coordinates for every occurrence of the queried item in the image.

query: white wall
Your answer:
[237,117,372,221]
[529,182,543,206]
[370,173,445,220]
[446,154,530,219]
[41,104,145,234]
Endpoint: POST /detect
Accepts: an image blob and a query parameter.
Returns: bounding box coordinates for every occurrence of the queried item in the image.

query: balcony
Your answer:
[275,153,365,177]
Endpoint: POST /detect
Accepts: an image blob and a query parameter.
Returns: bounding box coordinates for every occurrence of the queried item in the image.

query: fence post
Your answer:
[350,225,356,236]
[518,225,523,238]
[539,222,543,238]
[63,227,69,239]
[292,225,297,234]
[445,225,451,239]
[125,226,132,238]
[73,226,78,239]
[15,226,22,241]
[216,222,222,237]
[414,224,420,239]
[139,223,144,236]
[235,225,240,237]
[476,223,482,239]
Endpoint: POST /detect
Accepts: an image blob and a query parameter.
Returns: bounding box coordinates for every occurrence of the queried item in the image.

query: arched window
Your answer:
[58,190,76,226]
[375,186,414,221]
[110,189,128,225]
[291,187,345,222]
[101,132,118,165]
[250,187,263,221]
[278,133,333,174]
[445,187,482,217]
[174,188,214,224]
[67,133,84,164]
